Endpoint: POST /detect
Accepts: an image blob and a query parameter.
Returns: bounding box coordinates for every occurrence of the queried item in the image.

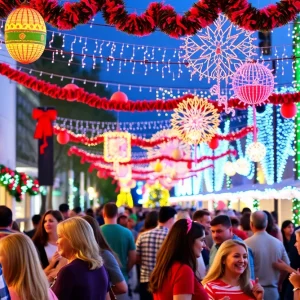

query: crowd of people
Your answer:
[0,203,299,300]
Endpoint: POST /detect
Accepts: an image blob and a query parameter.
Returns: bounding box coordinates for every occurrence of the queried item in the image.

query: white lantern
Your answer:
[246,142,266,162]
[235,158,250,176]
[224,161,236,177]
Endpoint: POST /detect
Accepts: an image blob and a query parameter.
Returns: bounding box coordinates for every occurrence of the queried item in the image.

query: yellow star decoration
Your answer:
[171,96,220,145]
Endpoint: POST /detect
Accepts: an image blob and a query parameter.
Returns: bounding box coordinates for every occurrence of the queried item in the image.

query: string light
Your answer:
[293,198,300,226]
[253,199,260,211]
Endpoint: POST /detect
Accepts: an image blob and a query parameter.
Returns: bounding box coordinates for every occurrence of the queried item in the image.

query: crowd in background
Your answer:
[0,203,299,300]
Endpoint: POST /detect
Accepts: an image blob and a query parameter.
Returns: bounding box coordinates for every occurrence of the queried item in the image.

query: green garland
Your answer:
[0,165,39,201]
[253,199,260,211]
[293,198,300,226]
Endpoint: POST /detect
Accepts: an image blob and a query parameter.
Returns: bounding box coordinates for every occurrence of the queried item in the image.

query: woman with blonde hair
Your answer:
[0,233,57,300]
[51,217,109,300]
[202,240,264,300]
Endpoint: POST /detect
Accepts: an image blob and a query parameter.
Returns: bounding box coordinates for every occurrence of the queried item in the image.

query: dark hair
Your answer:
[211,215,232,228]
[281,220,294,246]
[117,215,128,224]
[263,210,277,235]
[144,211,158,230]
[32,214,41,225]
[32,210,63,246]
[73,206,82,214]
[192,209,210,221]
[85,208,94,217]
[11,221,20,232]
[59,203,69,213]
[82,215,120,264]
[0,206,13,227]
[125,207,133,215]
[149,219,205,293]
[230,217,240,227]
[240,213,251,231]
[242,207,252,215]
[158,206,177,223]
[271,211,278,224]
[104,203,118,218]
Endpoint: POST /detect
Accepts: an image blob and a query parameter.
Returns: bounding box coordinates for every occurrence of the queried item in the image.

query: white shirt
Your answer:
[44,243,57,262]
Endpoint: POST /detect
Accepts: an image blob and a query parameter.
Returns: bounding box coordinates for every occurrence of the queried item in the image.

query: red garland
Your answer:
[0,63,299,112]
[54,125,255,146]
[1,0,299,36]
[68,146,237,165]
[90,164,214,181]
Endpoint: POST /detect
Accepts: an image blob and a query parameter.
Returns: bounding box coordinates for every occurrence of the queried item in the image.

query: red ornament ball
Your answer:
[208,137,219,150]
[57,131,70,145]
[110,91,128,103]
[280,102,297,119]
[187,161,192,169]
[64,84,79,102]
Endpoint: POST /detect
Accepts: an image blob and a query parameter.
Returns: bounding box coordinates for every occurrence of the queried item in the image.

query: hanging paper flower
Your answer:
[171,96,220,144]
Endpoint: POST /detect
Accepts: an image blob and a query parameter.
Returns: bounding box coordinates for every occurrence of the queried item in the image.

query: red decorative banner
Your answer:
[68,146,237,165]
[0,63,298,112]
[54,125,255,146]
[0,0,298,35]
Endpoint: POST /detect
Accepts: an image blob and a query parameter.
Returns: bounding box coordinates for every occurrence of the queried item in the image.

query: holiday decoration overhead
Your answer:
[181,14,255,113]
[103,132,131,163]
[1,63,300,112]
[232,62,275,106]
[5,6,46,64]
[1,0,299,35]
[246,141,266,162]
[32,108,57,154]
[171,96,220,145]
[0,165,39,201]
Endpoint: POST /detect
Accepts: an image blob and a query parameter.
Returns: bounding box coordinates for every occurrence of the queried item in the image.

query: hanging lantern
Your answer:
[246,142,266,162]
[208,136,219,150]
[64,84,79,101]
[231,62,274,106]
[5,6,46,64]
[171,148,182,160]
[235,158,250,176]
[224,161,236,177]
[154,160,163,173]
[280,102,297,119]
[57,131,70,145]
[110,91,128,103]
[103,132,131,163]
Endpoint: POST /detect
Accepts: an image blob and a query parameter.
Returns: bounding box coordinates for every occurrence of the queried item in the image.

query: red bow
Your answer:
[32,108,57,154]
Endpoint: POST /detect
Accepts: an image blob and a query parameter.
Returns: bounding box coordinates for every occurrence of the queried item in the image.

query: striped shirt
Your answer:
[136,226,168,283]
[204,280,255,300]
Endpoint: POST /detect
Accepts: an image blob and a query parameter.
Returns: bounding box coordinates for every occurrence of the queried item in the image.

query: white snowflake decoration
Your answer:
[180,14,256,114]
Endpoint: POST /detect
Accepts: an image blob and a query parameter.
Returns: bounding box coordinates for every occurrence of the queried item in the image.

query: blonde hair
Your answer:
[57,217,103,270]
[295,229,300,238]
[0,233,49,300]
[176,210,190,221]
[202,240,253,297]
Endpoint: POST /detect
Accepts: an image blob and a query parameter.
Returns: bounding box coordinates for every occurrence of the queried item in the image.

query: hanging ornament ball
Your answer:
[57,131,70,145]
[64,83,79,101]
[232,62,274,106]
[224,161,236,177]
[246,141,266,162]
[187,161,192,170]
[280,102,297,119]
[5,6,46,64]
[154,160,163,173]
[208,136,219,150]
[171,148,182,160]
[110,91,128,103]
[235,158,250,176]
[97,171,103,178]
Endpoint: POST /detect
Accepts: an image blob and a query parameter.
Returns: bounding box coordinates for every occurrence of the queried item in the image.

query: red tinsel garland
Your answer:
[90,163,213,181]
[1,0,299,36]
[0,63,299,112]
[68,146,237,165]
[54,125,255,146]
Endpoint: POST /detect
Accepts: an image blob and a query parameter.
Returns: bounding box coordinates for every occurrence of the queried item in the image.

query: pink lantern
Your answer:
[231,62,274,106]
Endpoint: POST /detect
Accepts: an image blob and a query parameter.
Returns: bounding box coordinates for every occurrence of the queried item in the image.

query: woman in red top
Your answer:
[202,240,264,300]
[149,218,209,300]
